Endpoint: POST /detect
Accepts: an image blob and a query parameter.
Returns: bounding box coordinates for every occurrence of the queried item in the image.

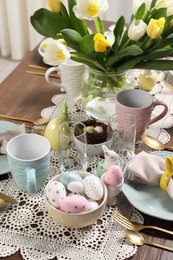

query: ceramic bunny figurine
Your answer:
[160,156,173,199]
[102,145,118,170]
[96,145,118,178]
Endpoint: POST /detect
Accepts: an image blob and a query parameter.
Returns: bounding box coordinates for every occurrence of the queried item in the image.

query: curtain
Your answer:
[0,0,131,61]
[0,0,46,60]
[103,0,132,23]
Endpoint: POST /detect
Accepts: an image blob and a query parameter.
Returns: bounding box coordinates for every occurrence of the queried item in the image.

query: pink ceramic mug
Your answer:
[116,89,168,141]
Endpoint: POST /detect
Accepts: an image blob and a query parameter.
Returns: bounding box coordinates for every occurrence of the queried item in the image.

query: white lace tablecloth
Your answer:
[0,152,143,260]
[0,72,172,260]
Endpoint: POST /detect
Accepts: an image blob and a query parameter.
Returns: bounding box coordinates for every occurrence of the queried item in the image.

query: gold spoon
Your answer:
[26,125,45,135]
[0,114,49,126]
[141,134,173,151]
[0,192,18,206]
[124,229,173,251]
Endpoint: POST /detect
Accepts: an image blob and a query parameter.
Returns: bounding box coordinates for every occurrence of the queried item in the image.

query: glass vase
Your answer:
[82,67,135,120]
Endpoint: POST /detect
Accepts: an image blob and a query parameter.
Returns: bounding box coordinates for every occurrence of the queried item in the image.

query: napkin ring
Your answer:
[160,156,173,191]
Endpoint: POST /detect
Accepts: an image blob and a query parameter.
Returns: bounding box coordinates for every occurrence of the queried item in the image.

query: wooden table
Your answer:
[0,43,173,260]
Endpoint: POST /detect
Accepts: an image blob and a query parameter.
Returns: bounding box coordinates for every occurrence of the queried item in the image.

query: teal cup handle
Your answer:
[26,167,37,194]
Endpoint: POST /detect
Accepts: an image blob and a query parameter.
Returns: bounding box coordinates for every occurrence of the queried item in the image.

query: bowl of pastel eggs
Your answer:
[44,171,108,228]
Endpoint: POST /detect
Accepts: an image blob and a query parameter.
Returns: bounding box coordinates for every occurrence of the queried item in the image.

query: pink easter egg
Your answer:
[59,194,89,213]
[103,165,123,186]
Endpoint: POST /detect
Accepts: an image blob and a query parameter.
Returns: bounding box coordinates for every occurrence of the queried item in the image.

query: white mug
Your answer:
[7,134,51,194]
[45,59,85,97]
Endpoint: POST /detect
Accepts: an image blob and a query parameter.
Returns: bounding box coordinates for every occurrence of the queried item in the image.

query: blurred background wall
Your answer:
[0,0,132,61]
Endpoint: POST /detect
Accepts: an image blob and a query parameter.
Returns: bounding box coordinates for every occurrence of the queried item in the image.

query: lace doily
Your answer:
[0,149,143,260]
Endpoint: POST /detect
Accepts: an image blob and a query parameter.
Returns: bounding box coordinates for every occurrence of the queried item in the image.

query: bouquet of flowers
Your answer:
[31,0,173,73]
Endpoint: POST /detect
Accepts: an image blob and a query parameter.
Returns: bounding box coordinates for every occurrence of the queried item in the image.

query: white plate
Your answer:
[0,121,18,175]
[122,151,173,221]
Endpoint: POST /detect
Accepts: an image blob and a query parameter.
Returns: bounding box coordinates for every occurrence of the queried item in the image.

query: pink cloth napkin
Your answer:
[0,124,26,154]
[128,151,165,186]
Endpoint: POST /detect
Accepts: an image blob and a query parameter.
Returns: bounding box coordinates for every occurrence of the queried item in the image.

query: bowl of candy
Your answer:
[44,171,108,228]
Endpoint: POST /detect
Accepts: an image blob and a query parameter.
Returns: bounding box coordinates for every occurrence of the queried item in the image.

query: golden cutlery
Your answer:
[164,82,173,91]
[141,134,173,151]
[26,125,45,135]
[26,64,60,78]
[25,70,59,78]
[112,211,173,235]
[0,114,49,126]
[0,192,17,204]
[124,229,173,251]
[28,64,48,71]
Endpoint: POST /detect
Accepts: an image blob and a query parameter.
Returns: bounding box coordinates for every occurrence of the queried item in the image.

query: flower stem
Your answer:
[94,17,104,34]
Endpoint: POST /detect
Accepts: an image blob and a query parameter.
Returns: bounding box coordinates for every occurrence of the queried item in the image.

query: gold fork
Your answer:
[111,211,173,235]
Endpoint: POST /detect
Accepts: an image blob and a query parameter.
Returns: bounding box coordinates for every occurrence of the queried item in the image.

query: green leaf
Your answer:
[94,17,105,34]
[144,48,173,60]
[60,3,70,21]
[70,52,106,71]
[135,3,146,20]
[151,0,157,9]
[156,34,173,48]
[119,27,129,48]
[112,16,125,52]
[134,60,173,70]
[79,34,95,56]
[30,8,71,38]
[105,45,143,67]
[116,48,173,72]
[150,8,167,19]
[115,54,146,71]
[61,29,82,51]
[163,15,173,37]
[68,0,88,36]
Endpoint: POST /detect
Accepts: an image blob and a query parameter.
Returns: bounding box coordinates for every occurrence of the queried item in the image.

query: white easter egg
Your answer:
[83,175,103,201]
[94,126,103,133]
[67,181,85,193]
[45,181,66,208]
[59,171,83,187]
[88,199,99,211]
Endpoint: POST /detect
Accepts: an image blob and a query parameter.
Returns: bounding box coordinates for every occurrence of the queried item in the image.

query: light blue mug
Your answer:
[6,134,51,193]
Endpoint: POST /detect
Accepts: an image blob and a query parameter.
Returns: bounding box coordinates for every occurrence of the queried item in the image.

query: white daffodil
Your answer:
[128,19,147,41]
[73,0,109,20]
[43,40,70,66]
[132,0,152,15]
[155,0,173,17]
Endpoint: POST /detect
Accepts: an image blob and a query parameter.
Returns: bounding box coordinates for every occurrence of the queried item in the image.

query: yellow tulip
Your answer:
[47,0,62,13]
[94,33,111,52]
[147,17,165,39]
